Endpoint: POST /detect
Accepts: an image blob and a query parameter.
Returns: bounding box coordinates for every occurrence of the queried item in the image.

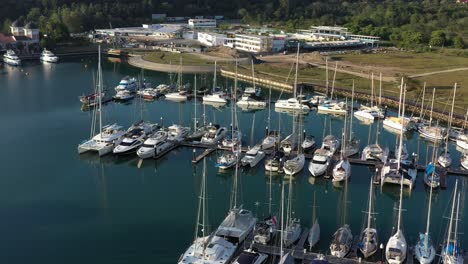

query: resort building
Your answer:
[234,34,273,53]
[95,24,185,39]
[294,26,380,44]
[188,19,217,28]
[197,32,234,47]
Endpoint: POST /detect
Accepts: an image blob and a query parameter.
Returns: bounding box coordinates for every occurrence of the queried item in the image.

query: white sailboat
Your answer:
[385,174,407,264]
[383,78,414,133]
[282,175,302,247]
[332,129,351,182]
[187,75,208,141]
[441,180,463,264]
[317,62,347,115]
[354,73,385,121]
[178,159,237,264]
[203,61,228,104]
[166,58,189,101]
[419,88,447,141]
[308,148,330,177]
[342,84,360,158]
[237,60,266,108]
[78,46,125,156]
[361,117,388,163]
[438,83,457,168]
[275,43,310,113]
[308,192,320,250]
[461,153,468,170]
[330,174,353,258]
[415,171,436,264]
[201,123,227,145]
[284,114,306,176]
[359,178,378,258]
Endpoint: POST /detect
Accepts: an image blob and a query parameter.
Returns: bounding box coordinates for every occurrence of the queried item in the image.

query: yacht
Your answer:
[216,150,241,170]
[261,130,281,150]
[441,181,463,264]
[241,145,265,167]
[354,107,383,121]
[136,130,168,159]
[253,216,278,245]
[165,90,188,101]
[383,116,413,133]
[310,95,328,106]
[115,76,138,92]
[167,124,189,142]
[302,135,316,152]
[322,135,340,155]
[178,236,236,264]
[332,159,351,182]
[78,124,126,156]
[215,208,257,243]
[438,152,452,168]
[113,122,158,155]
[231,249,268,264]
[419,125,447,141]
[415,172,436,264]
[456,136,468,150]
[381,158,417,189]
[265,150,285,172]
[221,129,242,148]
[3,50,21,66]
[361,144,389,163]
[40,49,59,63]
[283,218,302,247]
[113,90,135,102]
[385,216,407,264]
[359,178,378,258]
[284,153,305,175]
[330,225,353,258]
[203,92,228,104]
[308,149,331,177]
[317,101,347,115]
[237,87,266,108]
[138,88,160,100]
[79,91,108,108]
[342,137,360,158]
[201,124,227,145]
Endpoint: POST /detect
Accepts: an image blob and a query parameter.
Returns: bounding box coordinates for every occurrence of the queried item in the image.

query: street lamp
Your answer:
[380,243,384,263]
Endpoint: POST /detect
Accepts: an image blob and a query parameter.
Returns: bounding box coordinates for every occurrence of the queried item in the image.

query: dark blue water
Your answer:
[0,59,465,264]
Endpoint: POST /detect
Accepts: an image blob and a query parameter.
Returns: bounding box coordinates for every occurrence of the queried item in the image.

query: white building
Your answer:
[295,26,380,44]
[188,19,217,28]
[234,34,272,53]
[197,32,234,47]
[96,24,184,39]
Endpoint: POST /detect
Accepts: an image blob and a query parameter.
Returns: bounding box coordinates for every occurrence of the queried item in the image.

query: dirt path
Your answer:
[408,67,468,78]
[128,55,214,73]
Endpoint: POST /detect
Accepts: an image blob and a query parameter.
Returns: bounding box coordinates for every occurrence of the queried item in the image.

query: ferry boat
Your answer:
[3,50,21,66]
[40,49,59,63]
[115,76,138,92]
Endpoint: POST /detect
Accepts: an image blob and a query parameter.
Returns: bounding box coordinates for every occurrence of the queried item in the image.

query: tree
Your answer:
[453,36,465,49]
[2,18,12,33]
[429,30,446,47]
[27,8,41,23]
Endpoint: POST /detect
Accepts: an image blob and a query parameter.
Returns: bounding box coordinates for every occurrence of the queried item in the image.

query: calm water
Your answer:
[0,58,466,264]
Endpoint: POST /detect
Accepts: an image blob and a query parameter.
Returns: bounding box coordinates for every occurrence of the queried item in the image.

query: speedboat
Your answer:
[308,149,330,177]
[167,124,190,142]
[283,218,302,247]
[136,130,168,159]
[231,249,268,264]
[154,84,172,94]
[3,50,21,66]
[40,49,59,63]
[115,76,137,92]
[332,159,351,182]
[138,88,160,100]
[178,235,236,264]
[310,95,328,106]
[419,125,447,141]
[253,216,278,245]
[222,130,242,148]
[317,101,347,115]
[113,122,158,155]
[78,124,125,156]
[201,124,227,145]
[79,91,107,108]
[215,207,257,243]
[241,145,265,167]
[275,98,310,113]
[113,90,135,102]
[322,135,340,155]
[381,159,417,189]
[265,150,285,172]
[354,109,378,121]
[302,135,316,152]
[330,224,353,258]
[261,130,281,150]
[361,144,389,163]
[438,152,452,168]
[284,154,305,175]
[216,150,241,170]
[203,92,228,104]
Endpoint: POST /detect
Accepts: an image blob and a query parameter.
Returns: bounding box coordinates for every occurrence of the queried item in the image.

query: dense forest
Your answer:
[0,0,467,48]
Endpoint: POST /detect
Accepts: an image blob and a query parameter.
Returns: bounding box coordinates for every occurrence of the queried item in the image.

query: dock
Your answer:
[192,148,216,164]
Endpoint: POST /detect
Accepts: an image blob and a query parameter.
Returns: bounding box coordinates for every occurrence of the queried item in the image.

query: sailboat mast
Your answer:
[371,72,374,107]
[366,178,373,241]
[430,88,435,124]
[194,158,207,254]
[326,57,329,96]
[98,46,103,132]
[251,59,256,90]
[213,61,217,91]
[194,75,198,130]
[446,180,458,255]
[425,175,433,246]
[420,83,426,120]
[350,81,355,140]
[293,43,300,98]
[445,83,457,156]
[397,85,406,172]
[280,180,285,258]
[331,62,337,100]
[398,78,404,118]
[379,72,382,107]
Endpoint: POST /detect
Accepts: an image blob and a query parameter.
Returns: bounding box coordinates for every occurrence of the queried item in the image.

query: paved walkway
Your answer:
[408,67,468,78]
[128,55,215,73]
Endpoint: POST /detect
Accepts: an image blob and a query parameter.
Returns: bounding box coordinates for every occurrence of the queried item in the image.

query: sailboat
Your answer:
[330,173,353,258]
[332,128,351,182]
[166,58,190,101]
[415,170,436,264]
[438,83,457,168]
[317,62,347,115]
[441,180,463,264]
[342,84,360,157]
[308,192,320,249]
[359,178,378,258]
[454,109,468,149]
[203,61,228,104]
[262,85,281,150]
[361,116,388,163]
[419,88,447,141]
[354,73,385,121]
[78,46,126,156]
[275,43,310,113]
[282,175,302,247]
[381,86,417,189]
[461,153,468,170]
[385,174,407,264]
[237,60,266,108]
[383,78,414,133]
[221,82,242,148]
[186,75,208,141]
[178,159,237,264]
[284,114,306,176]
[309,117,339,177]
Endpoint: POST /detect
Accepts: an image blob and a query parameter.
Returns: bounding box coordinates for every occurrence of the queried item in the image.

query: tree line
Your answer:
[0,0,466,49]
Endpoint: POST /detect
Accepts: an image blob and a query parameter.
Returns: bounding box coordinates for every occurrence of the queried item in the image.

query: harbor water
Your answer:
[0,58,466,263]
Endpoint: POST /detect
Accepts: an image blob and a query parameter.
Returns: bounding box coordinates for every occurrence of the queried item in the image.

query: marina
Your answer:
[1,58,467,264]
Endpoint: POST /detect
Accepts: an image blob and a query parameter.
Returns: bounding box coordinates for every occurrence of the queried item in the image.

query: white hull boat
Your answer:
[40,49,59,63]
[136,131,168,159]
[241,145,265,167]
[261,131,280,149]
[438,153,452,168]
[317,101,347,115]
[178,235,236,264]
[308,149,330,177]
[283,154,305,175]
[330,224,353,258]
[361,144,388,163]
[332,159,351,182]
[386,230,407,264]
[167,124,190,142]
[78,124,125,156]
[201,124,227,145]
[381,159,417,189]
[3,50,21,66]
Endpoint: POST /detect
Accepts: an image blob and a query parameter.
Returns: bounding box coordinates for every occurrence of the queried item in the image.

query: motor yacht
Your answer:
[361,144,389,163]
[115,76,137,92]
[419,125,447,141]
[253,216,278,245]
[113,90,135,102]
[308,148,330,177]
[167,124,189,142]
[216,150,241,170]
[322,135,340,155]
[237,87,266,108]
[438,152,452,168]
[275,97,310,113]
[136,130,168,159]
[215,208,257,243]
[203,91,228,104]
[302,135,316,152]
[3,49,21,66]
[383,116,414,133]
[317,101,347,115]
[113,122,158,155]
[241,145,265,167]
[40,49,59,63]
[165,90,188,101]
[201,124,227,145]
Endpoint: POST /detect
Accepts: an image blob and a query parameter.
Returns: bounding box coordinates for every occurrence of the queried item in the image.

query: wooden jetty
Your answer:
[192,148,216,164]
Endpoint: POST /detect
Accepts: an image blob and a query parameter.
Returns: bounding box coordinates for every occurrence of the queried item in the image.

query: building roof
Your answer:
[24,22,38,29]
[11,19,23,28]
[0,33,16,44]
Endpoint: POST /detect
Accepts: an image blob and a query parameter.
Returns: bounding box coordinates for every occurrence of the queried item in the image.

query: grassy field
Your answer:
[144,51,215,65]
[333,50,468,75]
